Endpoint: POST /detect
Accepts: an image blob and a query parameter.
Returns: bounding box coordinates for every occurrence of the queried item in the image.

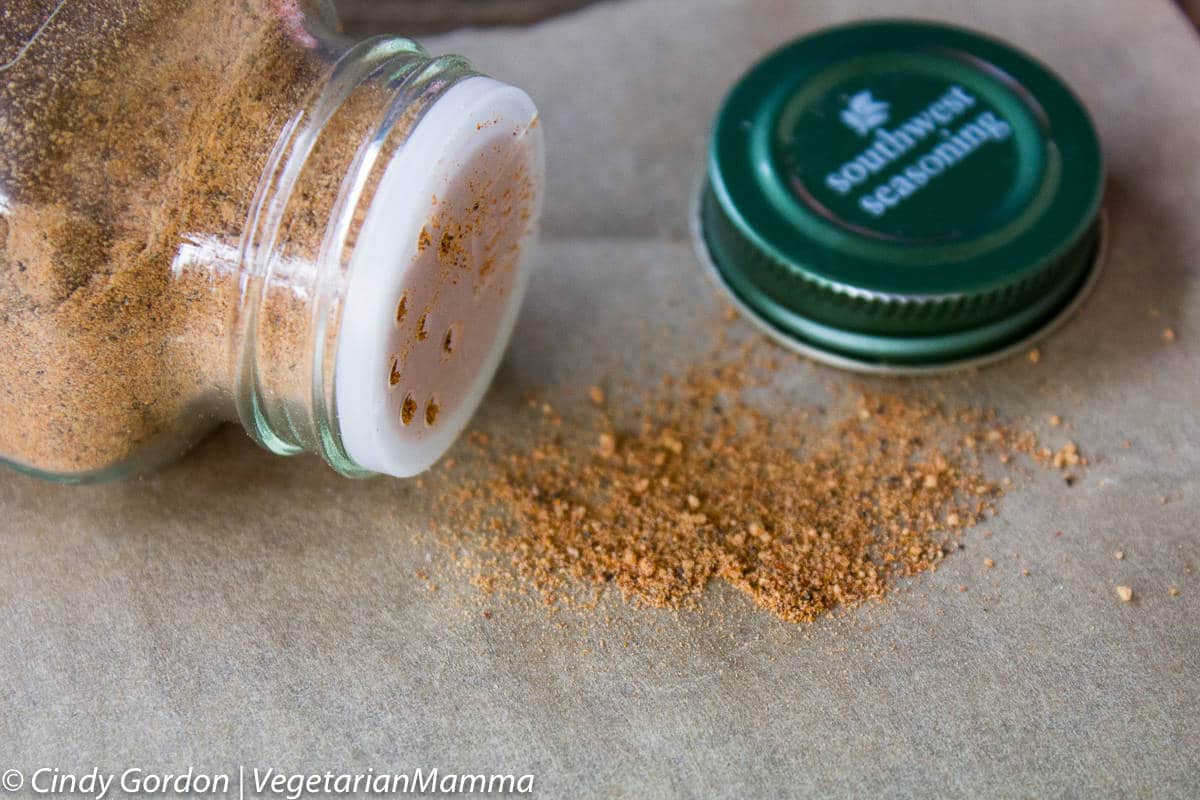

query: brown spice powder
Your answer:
[1,2,535,477]
[424,335,1072,624]
[0,1,330,475]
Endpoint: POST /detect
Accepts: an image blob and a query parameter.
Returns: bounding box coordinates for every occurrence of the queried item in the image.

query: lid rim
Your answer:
[694,195,1106,370]
[701,183,1099,333]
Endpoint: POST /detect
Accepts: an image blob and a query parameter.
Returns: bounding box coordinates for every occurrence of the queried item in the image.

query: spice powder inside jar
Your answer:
[0,0,545,481]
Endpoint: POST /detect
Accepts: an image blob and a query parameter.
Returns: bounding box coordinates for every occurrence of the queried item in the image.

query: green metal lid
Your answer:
[698,19,1104,371]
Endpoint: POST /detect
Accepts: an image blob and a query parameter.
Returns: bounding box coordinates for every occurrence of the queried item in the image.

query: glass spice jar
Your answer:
[0,0,545,482]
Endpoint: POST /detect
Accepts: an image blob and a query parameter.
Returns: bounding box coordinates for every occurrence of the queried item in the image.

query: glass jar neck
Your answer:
[183,37,480,475]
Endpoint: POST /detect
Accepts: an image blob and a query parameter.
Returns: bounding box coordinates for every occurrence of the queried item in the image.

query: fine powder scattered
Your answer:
[423,331,1079,624]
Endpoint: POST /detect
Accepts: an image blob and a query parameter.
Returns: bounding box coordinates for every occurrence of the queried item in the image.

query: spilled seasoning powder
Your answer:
[426,334,1072,624]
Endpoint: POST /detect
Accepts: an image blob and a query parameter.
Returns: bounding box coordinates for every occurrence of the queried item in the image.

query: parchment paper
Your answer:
[2,1,1198,797]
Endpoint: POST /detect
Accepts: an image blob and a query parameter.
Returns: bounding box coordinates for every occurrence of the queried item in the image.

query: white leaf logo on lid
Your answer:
[841,91,890,137]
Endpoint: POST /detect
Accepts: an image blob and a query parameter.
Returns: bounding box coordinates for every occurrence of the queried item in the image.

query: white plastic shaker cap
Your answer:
[335,76,544,477]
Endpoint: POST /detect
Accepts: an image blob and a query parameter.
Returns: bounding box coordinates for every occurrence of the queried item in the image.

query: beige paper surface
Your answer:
[1,1,1197,796]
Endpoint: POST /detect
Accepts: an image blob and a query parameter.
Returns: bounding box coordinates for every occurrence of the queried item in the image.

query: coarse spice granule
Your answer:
[424,331,1083,625]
